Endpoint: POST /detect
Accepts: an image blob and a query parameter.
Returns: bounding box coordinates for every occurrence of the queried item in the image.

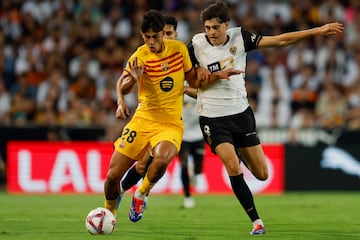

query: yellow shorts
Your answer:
[114,116,183,161]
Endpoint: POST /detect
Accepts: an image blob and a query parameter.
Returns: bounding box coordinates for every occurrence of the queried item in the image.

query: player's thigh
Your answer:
[152,140,178,166]
[150,123,182,164]
[107,150,135,180]
[237,144,268,180]
[215,142,242,176]
[146,140,178,182]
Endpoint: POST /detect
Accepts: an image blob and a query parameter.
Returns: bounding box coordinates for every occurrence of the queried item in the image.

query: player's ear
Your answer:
[140,31,145,41]
[159,30,165,39]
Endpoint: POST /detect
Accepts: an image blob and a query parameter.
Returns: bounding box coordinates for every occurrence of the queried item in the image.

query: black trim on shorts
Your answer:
[199,106,260,153]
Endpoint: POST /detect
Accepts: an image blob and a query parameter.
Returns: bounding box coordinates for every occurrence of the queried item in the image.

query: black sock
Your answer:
[194,158,203,175]
[229,174,260,222]
[144,156,153,173]
[121,166,143,191]
[181,166,190,197]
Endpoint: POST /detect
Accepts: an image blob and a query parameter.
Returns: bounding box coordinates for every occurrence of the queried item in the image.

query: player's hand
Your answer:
[318,22,344,36]
[215,69,243,80]
[115,100,130,119]
[196,67,211,82]
[125,57,144,81]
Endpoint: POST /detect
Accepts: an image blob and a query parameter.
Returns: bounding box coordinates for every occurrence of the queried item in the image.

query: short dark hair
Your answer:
[164,15,177,30]
[141,10,165,33]
[200,0,230,23]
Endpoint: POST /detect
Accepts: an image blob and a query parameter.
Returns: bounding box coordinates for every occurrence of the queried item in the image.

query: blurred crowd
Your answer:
[1,0,360,142]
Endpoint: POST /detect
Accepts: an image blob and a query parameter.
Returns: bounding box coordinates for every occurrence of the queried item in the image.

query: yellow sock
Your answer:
[104,198,118,215]
[138,175,155,195]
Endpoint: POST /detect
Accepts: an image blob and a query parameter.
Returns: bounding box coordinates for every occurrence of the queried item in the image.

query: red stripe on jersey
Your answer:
[145,52,181,64]
[146,64,184,78]
[145,57,183,73]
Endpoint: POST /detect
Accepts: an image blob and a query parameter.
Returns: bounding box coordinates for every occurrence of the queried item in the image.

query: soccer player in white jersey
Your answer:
[187,0,343,235]
[163,15,206,209]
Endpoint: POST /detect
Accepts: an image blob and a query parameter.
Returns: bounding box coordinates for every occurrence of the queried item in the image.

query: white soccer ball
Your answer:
[85,207,116,235]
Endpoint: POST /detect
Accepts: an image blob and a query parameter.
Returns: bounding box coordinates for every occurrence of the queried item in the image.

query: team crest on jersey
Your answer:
[118,141,125,148]
[160,77,174,92]
[160,62,170,71]
[229,46,237,55]
[203,125,212,145]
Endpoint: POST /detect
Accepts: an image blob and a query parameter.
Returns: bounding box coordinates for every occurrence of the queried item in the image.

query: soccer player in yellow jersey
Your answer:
[118,15,203,210]
[103,10,240,223]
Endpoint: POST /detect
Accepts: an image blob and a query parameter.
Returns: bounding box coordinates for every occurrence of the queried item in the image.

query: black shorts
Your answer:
[199,106,260,153]
[179,139,205,161]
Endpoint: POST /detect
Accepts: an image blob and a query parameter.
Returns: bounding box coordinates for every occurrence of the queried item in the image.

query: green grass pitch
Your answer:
[1,192,359,240]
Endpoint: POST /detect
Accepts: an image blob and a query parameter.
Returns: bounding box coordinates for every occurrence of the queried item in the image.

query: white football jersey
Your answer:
[182,93,203,142]
[189,27,262,117]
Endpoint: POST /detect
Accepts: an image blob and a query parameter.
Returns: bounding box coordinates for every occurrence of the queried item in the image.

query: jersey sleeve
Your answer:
[187,41,199,68]
[180,42,193,73]
[241,28,262,52]
[124,53,135,75]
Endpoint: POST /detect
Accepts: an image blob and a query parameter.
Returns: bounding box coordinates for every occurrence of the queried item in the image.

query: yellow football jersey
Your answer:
[125,39,192,126]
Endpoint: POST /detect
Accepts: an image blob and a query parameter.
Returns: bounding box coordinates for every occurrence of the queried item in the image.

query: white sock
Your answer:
[253,219,264,227]
[134,189,144,198]
[195,173,208,193]
[120,184,125,195]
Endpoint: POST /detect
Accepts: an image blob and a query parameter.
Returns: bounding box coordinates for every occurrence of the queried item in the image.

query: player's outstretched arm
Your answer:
[186,66,241,89]
[197,68,242,88]
[184,85,197,99]
[258,22,344,48]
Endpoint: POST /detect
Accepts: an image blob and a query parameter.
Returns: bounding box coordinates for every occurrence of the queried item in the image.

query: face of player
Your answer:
[204,18,229,46]
[142,29,164,53]
[163,24,178,40]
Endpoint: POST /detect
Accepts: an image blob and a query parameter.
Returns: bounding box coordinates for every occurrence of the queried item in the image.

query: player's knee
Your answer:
[106,169,121,183]
[226,165,242,176]
[105,173,118,187]
[135,164,146,176]
[151,159,168,171]
[255,167,268,181]
[151,155,171,172]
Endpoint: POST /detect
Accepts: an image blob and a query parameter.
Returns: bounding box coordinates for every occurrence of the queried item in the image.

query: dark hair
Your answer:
[164,15,178,30]
[200,0,230,23]
[141,10,165,33]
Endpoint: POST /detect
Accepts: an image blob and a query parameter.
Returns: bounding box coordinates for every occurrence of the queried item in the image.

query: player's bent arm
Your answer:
[185,67,211,89]
[184,85,197,99]
[186,67,241,88]
[196,69,242,88]
[258,22,344,48]
[185,67,200,88]
[118,73,137,95]
[185,67,243,89]
[115,73,135,119]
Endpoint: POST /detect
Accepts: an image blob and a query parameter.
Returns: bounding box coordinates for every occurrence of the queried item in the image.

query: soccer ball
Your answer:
[85,207,116,235]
